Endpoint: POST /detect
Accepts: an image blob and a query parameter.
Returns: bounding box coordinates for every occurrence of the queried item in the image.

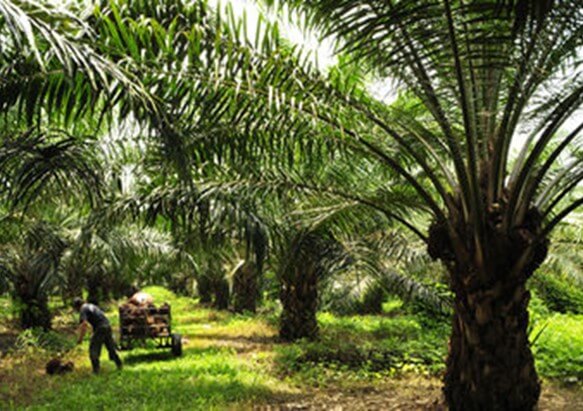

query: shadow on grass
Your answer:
[195,333,279,345]
[122,346,225,365]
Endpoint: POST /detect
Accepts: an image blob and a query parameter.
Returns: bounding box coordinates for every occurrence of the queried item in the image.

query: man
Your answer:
[73,297,122,374]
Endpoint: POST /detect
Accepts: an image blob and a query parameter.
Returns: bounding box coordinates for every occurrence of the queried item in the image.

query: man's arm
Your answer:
[77,321,89,344]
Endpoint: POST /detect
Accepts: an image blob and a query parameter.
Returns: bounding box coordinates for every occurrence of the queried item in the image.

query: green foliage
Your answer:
[14,328,75,352]
[1,286,582,409]
[531,314,583,380]
[0,0,582,406]
[530,272,583,314]
[528,290,551,325]
[276,289,582,385]
[276,311,449,384]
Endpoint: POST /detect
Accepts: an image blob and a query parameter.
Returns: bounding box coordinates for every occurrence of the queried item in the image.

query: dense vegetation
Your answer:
[0,0,581,410]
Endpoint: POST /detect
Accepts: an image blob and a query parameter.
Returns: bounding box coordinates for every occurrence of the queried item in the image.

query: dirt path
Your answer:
[190,320,583,411]
[255,382,583,411]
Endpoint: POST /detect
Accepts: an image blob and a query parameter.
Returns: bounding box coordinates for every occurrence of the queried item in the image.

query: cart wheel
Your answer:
[171,333,182,357]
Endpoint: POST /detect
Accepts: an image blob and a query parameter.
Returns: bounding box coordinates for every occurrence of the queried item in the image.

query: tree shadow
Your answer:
[122,345,226,365]
[195,333,279,345]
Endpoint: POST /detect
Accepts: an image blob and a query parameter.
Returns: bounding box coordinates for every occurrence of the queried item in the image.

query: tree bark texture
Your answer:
[279,259,319,341]
[232,261,259,313]
[428,205,549,410]
[444,271,540,410]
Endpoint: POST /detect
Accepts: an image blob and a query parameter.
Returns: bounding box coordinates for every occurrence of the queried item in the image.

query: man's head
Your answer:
[73,297,84,312]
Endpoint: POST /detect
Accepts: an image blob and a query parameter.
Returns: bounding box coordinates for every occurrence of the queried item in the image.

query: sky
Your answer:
[211,0,400,104]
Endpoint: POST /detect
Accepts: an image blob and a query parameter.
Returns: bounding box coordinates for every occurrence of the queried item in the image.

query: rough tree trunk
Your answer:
[197,274,213,304]
[444,272,540,410]
[211,277,230,310]
[17,296,51,330]
[232,261,259,313]
[429,206,549,410]
[279,259,319,341]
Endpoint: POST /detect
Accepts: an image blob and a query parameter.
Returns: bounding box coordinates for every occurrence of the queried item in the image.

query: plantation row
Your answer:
[0,0,582,409]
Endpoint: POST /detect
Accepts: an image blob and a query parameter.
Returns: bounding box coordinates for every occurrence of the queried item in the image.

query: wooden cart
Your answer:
[118,303,182,356]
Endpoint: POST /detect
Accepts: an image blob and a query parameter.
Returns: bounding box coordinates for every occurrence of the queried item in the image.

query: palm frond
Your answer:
[0,128,103,208]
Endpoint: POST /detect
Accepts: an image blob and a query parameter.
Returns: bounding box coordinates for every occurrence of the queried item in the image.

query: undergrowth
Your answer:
[0,283,581,409]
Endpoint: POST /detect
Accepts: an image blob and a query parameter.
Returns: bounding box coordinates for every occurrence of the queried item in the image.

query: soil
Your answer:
[192,319,583,411]
[253,381,583,410]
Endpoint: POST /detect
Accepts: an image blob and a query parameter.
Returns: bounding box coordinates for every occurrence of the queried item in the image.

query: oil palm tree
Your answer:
[0,220,66,329]
[235,1,580,408]
[0,0,157,126]
[60,2,581,407]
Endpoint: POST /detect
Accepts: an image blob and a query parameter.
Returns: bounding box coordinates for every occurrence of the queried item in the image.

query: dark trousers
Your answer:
[90,326,122,373]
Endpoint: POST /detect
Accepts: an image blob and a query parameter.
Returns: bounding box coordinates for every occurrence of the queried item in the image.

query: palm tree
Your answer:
[0,129,103,210]
[0,0,157,126]
[275,227,348,340]
[53,2,580,407]
[0,220,66,329]
[253,1,582,408]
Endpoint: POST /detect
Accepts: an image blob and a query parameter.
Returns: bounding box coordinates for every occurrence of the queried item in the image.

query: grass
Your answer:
[29,347,276,410]
[0,287,581,410]
[532,313,583,380]
[0,288,291,410]
[275,303,450,387]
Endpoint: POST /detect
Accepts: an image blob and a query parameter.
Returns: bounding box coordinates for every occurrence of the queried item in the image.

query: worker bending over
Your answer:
[73,298,122,374]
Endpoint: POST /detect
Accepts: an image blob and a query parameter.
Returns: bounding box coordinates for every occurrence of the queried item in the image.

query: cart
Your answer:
[118,303,182,356]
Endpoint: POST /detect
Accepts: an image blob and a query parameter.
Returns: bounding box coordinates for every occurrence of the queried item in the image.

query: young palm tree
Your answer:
[0,220,66,329]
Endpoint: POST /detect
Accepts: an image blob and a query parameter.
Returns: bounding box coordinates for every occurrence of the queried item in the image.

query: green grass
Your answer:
[0,286,581,409]
[275,310,449,386]
[29,346,276,410]
[531,313,583,380]
[1,289,289,410]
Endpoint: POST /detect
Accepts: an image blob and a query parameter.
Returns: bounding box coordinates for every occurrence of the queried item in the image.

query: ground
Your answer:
[0,287,581,410]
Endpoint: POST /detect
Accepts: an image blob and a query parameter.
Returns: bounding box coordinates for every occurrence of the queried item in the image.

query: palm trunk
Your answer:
[428,204,549,410]
[197,274,213,304]
[17,296,51,330]
[87,274,105,305]
[279,259,319,341]
[232,261,259,313]
[444,275,540,410]
[212,277,230,310]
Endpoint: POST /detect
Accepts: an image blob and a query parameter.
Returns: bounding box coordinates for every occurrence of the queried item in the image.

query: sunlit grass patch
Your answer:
[531,313,583,380]
[30,344,284,410]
